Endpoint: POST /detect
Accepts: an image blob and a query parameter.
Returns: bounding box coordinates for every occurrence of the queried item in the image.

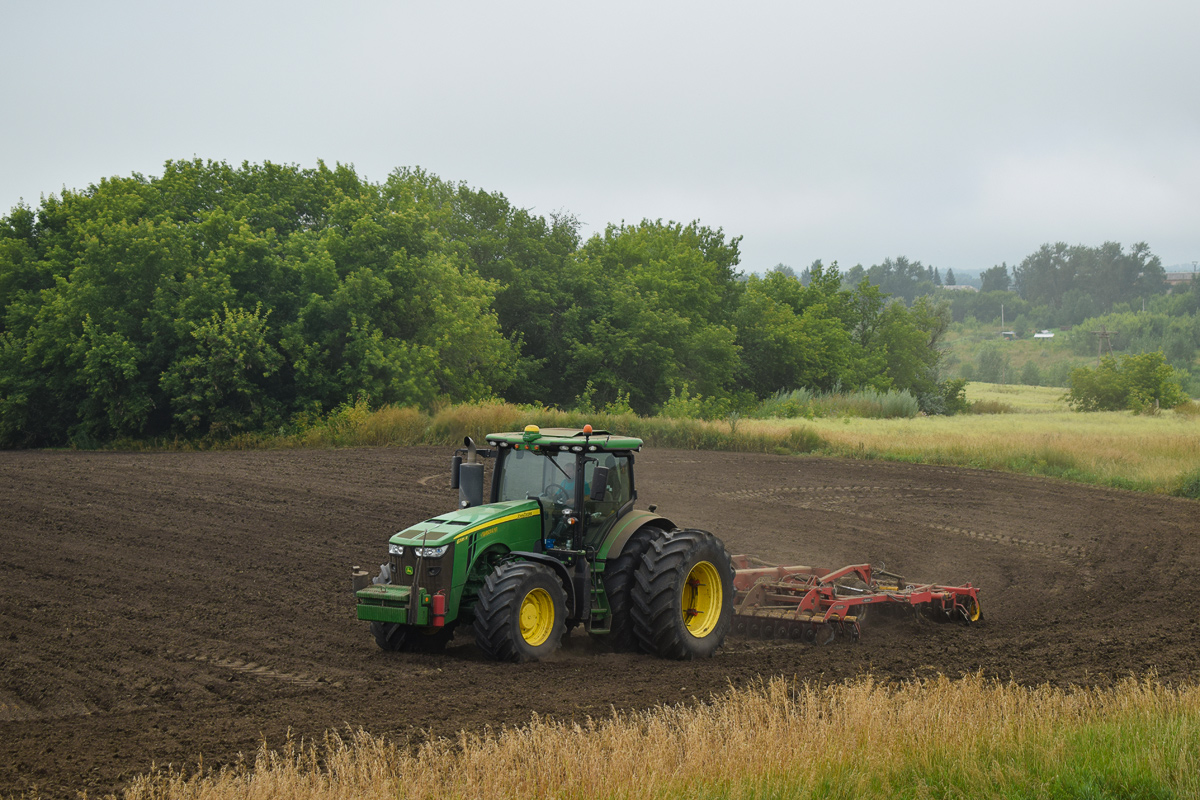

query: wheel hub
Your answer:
[519,587,555,646]
[682,560,722,638]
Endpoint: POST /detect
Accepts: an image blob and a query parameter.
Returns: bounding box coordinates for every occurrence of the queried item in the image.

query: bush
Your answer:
[969,399,1016,414]
[1044,361,1074,388]
[1173,468,1200,500]
[753,389,816,419]
[658,383,730,421]
[1064,352,1188,412]
[940,378,971,415]
[976,343,1010,383]
[1019,361,1042,386]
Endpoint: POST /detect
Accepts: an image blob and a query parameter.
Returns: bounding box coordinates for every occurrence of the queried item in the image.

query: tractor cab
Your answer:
[479,425,638,552]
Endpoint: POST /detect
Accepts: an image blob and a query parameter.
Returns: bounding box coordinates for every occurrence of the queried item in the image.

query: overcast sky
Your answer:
[4,1,1198,275]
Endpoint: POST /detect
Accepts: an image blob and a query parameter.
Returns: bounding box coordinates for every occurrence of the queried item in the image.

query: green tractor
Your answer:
[354,425,734,661]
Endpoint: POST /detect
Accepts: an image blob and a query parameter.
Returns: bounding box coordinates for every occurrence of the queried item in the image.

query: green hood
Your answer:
[388,499,540,548]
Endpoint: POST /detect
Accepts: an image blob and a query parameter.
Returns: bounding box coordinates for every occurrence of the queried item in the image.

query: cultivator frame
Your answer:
[731,555,981,644]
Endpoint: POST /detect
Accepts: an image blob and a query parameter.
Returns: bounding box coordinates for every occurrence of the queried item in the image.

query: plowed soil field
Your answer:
[3,447,1199,798]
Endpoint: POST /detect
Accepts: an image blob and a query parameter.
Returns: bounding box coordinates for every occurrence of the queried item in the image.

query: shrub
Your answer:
[969,399,1016,414]
[753,389,815,419]
[940,378,971,415]
[976,343,1010,383]
[1064,352,1188,412]
[659,383,729,421]
[1173,469,1200,500]
[1019,361,1043,386]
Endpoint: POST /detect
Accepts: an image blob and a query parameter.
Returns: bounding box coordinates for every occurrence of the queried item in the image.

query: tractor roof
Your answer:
[485,426,643,452]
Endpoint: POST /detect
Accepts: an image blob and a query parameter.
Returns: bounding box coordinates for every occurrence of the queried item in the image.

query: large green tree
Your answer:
[0,160,516,446]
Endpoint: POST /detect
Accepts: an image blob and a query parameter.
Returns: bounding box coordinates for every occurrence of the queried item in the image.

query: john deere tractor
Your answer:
[355,425,734,661]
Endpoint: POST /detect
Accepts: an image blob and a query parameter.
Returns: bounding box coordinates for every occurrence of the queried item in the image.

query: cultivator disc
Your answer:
[730,555,981,644]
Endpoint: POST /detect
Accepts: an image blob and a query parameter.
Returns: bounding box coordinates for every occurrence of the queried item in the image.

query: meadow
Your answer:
[775,382,1200,496]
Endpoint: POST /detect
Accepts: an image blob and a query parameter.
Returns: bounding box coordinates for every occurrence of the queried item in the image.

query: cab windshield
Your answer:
[497,449,575,503]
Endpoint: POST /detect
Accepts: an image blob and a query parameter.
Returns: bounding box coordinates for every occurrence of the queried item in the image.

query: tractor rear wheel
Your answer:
[473,561,567,662]
[632,529,734,659]
[597,526,665,652]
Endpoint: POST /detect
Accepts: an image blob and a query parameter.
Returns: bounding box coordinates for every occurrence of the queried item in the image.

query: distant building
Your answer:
[1165,272,1196,287]
[1034,330,1054,339]
[942,284,978,292]
[1001,331,1016,340]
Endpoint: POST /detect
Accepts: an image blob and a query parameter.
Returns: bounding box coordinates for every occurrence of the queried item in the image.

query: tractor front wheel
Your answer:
[632,529,734,659]
[371,621,411,651]
[473,561,567,662]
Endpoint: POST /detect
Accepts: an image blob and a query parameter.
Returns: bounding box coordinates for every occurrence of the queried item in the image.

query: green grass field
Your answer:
[964,382,1071,412]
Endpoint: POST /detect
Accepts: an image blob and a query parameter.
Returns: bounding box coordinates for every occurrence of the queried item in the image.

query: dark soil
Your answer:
[2,447,1198,798]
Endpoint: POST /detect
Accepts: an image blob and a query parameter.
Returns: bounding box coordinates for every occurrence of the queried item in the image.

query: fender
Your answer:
[601,510,676,561]
[508,551,579,617]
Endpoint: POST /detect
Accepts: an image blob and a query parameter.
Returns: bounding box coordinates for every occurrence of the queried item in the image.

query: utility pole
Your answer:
[1090,325,1117,365]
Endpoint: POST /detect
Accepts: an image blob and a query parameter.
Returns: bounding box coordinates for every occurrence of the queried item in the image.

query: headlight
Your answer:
[388,543,404,556]
[414,545,449,558]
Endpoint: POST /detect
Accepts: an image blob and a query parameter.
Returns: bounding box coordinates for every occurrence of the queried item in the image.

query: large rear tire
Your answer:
[596,526,665,652]
[632,529,734,659]
[473,561,567,662]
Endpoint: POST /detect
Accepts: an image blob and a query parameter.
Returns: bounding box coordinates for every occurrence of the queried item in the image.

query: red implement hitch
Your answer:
[731,555,981,644]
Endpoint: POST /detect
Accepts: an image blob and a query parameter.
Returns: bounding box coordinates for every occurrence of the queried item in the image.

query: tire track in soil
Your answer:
[715,484,1086,559]
[164,651,335,689]
[0,690,101,723]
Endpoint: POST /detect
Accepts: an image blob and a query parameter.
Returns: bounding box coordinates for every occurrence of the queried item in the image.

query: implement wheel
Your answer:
[632,529,734,660]
[959,595,983,624]
[473,561,567,662]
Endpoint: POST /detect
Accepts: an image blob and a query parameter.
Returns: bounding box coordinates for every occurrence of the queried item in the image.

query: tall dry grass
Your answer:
[776,408,1200,494]
[265,402,825,456]
[123,674,1200,800]
[107,387,1200,497]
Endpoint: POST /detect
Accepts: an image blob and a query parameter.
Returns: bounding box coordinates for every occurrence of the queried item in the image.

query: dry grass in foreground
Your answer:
[122,674,1200,800]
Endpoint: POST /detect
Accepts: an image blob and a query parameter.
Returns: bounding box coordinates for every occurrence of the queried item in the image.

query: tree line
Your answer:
[0,160,956,447]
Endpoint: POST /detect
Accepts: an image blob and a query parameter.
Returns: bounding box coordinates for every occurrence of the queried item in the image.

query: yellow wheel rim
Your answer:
[519,587,555,646]
[682,561,722,638]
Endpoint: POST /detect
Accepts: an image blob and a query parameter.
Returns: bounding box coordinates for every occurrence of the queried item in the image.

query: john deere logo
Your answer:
[405,566,414,576]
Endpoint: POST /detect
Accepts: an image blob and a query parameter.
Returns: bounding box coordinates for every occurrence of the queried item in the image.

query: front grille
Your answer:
[389,543,454,598]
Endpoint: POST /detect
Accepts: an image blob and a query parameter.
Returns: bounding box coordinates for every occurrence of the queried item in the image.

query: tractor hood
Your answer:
[388,499,541,548]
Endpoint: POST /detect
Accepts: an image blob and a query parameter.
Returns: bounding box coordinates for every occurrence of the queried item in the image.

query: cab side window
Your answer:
[584,455,631,517]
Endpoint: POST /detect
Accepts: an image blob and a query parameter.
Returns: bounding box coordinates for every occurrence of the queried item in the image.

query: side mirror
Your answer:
[590,467,609,501]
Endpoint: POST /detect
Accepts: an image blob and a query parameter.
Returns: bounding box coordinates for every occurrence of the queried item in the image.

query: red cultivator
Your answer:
[731,555,982,644]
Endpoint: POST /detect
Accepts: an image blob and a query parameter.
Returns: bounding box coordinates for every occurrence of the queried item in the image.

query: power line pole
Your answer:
[1089,325,1117,365]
